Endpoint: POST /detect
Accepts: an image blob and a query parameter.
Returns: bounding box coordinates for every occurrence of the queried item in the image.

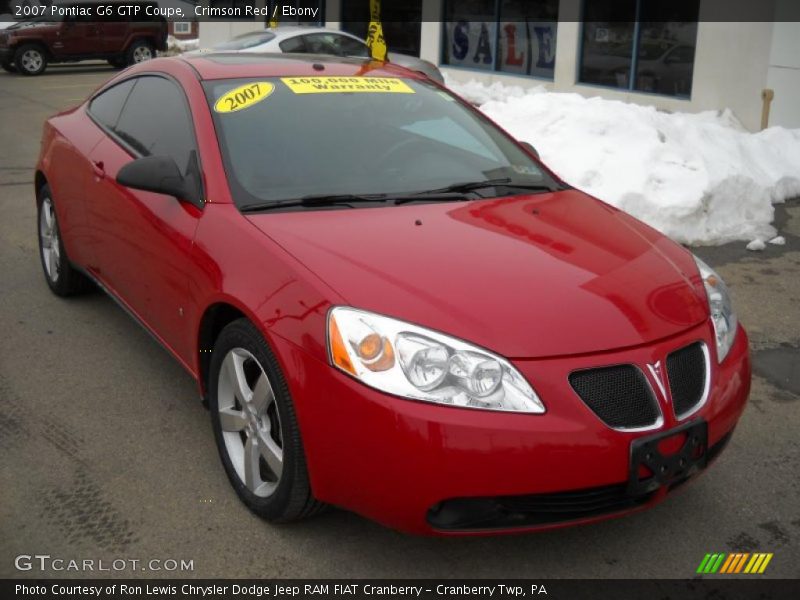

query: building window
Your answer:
[579,0,700,98]
[442,0,559,79]
[340,0,422,57]
[173,22,192,35]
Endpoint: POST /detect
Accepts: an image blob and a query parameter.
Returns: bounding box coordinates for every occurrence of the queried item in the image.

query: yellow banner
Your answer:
[281,77,414,94]
[366,0,388,61]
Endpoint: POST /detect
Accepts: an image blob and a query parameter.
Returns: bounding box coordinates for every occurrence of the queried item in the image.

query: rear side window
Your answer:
[333,35,370,58]
[301,34,338,54]
[113,76,195,170]
[279,36,307,53]
[88,79,136,129]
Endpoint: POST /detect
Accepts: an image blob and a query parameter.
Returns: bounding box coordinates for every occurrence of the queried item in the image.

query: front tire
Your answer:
[14,44,47,76]
[209,319,324,522]
[126,40,153,66]
[37,185,91,296]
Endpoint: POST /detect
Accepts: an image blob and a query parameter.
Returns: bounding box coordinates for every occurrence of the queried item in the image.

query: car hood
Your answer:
[245,190,709,358]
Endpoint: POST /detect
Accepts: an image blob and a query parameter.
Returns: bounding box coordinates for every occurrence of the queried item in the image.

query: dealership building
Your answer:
[197,0,800,131]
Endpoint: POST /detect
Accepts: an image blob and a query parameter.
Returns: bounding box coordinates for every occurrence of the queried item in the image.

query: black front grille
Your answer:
[427,484,655,531]
[569,365,659,429]
[667,342,707,417]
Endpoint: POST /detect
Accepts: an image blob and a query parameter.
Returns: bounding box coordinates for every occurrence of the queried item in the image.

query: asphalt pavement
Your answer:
[1,63,798,579]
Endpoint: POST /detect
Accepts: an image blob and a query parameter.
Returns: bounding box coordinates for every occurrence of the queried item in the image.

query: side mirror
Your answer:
[116,155,202,207]
[519,140,540,159]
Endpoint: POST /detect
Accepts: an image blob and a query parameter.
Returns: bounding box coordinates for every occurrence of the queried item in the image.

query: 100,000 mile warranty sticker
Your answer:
[281,77,414,94]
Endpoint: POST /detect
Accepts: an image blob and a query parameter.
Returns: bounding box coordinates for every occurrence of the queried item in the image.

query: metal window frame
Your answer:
[577,0,697,99]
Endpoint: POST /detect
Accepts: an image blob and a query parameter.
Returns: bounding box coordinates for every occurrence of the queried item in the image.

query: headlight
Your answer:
[693,256,738,362]
[327,307,545,413]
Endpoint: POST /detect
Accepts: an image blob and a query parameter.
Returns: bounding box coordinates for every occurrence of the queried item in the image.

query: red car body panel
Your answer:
[35,56,751,535]
[246,191,709,358]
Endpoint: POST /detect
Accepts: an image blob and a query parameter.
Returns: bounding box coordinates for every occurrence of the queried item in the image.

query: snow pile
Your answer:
[166,36,200,54]
[446,77,800,246]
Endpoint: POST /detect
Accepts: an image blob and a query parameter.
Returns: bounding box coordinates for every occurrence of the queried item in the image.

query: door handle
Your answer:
[92,160,105,180]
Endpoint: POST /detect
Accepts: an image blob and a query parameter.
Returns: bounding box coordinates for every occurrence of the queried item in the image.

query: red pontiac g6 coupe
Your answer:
[35,54,750,535]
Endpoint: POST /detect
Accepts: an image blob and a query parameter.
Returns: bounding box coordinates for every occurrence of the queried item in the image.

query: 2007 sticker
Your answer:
[214,82,274,113]
[281,77,415,94]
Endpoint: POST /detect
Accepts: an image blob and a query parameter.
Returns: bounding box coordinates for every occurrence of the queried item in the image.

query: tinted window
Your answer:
[298,34,336,54]
[114,76,195,170]
[294,33,368,57]
[279,36,307,53]
[88,79,136,129]
[327,34,370,58]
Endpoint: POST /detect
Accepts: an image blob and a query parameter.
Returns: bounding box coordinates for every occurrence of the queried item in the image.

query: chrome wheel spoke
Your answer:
[243,435,269,495]
[219,407,247,432]
[44,204,54,230]
[250,371,274,415]
[222,350,252,406]
[49,246,58,274]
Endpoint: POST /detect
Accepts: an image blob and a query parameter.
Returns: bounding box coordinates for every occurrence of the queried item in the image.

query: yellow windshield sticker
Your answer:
[281,77,414,94]
[214,82,274,113]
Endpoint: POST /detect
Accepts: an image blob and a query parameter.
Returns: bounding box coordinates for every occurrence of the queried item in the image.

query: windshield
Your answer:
[204,75,558,209]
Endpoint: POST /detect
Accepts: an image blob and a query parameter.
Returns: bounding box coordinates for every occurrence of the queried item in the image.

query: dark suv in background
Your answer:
[0,2,167,75]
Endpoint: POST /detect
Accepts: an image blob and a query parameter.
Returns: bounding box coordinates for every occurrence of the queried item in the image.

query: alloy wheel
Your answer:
[217,348,284,497]
[21,49,43,73]
[39,197,61,283]
[132,46,153,63]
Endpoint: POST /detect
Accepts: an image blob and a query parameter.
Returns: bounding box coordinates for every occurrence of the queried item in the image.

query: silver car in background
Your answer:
[189,26,444,84]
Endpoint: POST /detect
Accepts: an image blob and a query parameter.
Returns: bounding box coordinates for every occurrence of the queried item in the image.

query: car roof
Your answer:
[268,26,360,40]
[177,52,418,81]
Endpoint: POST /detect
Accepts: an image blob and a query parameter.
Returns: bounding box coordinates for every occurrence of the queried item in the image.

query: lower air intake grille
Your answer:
[667,342,707,418]
[569,365,659,429]
[427,484,655,530]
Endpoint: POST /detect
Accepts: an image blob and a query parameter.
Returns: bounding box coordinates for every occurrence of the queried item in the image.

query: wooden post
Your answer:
[761,89,775,130]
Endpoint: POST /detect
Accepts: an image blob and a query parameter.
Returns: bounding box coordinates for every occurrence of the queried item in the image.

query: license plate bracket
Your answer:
[628,420,708,496]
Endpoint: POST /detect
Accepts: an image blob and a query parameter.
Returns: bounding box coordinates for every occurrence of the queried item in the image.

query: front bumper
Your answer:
[273,320,750,535]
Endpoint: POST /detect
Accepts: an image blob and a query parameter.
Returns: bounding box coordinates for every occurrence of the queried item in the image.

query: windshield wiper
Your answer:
[417,178,558,195]
[241,192,467,212]
[241,193,389,212]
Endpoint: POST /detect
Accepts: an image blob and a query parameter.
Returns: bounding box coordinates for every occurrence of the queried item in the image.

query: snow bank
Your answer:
[446,77,800,246]
[166,36,199,54]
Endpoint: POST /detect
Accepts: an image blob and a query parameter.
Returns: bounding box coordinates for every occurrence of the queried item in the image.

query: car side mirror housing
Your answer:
[116,155,202,208]
[519,140,539,159]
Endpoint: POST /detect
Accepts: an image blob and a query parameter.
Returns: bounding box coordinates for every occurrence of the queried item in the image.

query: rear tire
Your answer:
[209,318,325,523]
[126,40,153,66]
[37,185,92,296]
[14,44,47,76]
